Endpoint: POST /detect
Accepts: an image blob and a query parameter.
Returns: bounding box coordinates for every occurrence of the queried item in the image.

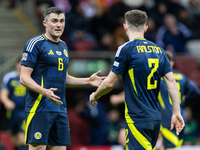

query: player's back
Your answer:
[112,38,172,122]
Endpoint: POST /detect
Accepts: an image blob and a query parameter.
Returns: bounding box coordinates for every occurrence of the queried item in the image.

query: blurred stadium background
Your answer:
[1,0,200,150]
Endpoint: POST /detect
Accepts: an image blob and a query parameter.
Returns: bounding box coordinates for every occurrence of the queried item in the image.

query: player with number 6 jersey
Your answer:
[20,7,105,150]
[21,34,69,113]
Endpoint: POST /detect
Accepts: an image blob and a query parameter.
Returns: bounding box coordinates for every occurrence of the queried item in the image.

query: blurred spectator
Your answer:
[76,93,109,145]
[107,0,132,33]
[177,6,191,29]
[187,0,200,39]
[79,0,97,19]
[89,5,113,41]
[183,107,200,145]
[34,0,55,31]
[106,108,124,145]
[166,0,184,18]
[149,1,168,29]
[53,0,72,12]
[92,32,114,51]
[67,107,89,150]
[97,0,119,12]
[144,17,157,43]
[138,0,156,15]
[64,4,96,50]
[7,0,27,8]
[112,26,129,51]
[156,14,191,54]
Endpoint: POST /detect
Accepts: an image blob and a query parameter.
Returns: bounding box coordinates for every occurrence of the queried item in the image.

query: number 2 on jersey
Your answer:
[147,58,159,90]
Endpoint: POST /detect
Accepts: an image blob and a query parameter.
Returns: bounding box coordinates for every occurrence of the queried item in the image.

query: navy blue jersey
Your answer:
[111,38,172,123]
[6,76,26,111]
[21,34,69,113]
[158,71,200,126]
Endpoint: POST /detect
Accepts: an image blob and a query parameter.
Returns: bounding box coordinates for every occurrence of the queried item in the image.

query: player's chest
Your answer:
[40,43,69,66]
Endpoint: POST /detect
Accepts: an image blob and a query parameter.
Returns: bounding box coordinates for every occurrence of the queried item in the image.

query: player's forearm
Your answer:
[167,80,181,114]
[20,75,47,96]
[66,74,89,87]
[164,72,181,114]
[94,78,114,100]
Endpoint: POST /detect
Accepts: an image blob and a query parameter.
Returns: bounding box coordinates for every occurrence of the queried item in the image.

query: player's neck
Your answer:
[128,32,144,41]
[44,33,60,43]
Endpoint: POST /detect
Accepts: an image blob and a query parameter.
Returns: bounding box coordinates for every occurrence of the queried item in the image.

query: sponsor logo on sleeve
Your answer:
[113,61,119,67]
[22,53,28,61]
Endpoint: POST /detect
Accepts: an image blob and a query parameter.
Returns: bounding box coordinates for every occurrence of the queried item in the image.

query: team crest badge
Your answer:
[63,49,68,57]
[22,53,28,60]
[34,132,42,139]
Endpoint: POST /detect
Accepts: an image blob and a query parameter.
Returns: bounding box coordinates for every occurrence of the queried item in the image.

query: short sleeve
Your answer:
[21,39,41,69]
[111,46,130,75]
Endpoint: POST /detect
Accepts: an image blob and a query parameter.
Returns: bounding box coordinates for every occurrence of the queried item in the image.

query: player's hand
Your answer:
[4,100,16,110]
[90,92,98,106]
[45,88,63,105]
[170,113,185,135]
[89,70,106,87]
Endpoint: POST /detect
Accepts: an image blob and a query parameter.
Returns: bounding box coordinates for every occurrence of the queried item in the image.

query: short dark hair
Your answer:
[44,7,65,21]
[165,51,173,62]
[125,10,148,27]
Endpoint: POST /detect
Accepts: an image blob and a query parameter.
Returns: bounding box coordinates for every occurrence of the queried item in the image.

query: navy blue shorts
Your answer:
[126,120,161,150]
[25,112,71,146]
[8,111,25,135]
[161,125,184,149]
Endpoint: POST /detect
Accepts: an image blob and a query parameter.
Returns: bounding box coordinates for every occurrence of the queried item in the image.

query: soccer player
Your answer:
[158,51,200,150]
[20,7,105,150]
[89,9,185,150]
[0,56,27,150]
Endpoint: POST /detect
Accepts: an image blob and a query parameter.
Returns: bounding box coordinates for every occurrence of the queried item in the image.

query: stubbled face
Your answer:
[43,13,65,42]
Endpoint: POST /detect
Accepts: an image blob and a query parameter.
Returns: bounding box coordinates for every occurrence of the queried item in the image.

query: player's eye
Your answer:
[52,19,58,23]
[60,19,65,23]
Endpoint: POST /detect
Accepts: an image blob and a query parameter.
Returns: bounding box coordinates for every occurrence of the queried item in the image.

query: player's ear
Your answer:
[43,20,46,27]
[144,25,148,33]
[123,23,127,31]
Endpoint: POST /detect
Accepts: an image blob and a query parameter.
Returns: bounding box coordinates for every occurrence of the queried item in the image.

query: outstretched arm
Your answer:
[90,71,121,106]
[20,65,62,105]
[66,70,106,87]
[163,71,185,134]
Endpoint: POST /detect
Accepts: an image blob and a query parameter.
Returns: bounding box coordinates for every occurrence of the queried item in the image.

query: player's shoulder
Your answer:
[59,39,66,45]
[2,71,17,83]
[25,34,45,51]
[115,40,133,57]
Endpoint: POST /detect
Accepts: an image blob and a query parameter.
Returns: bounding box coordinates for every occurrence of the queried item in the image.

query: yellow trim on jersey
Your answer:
[25,76,44,143]
[125,108,153,149]
[160,126,183,147]
[128,121,152,149]
[125,101,134,123]
[42,34,48,40]
[6,109,12,119]
[158,92,166,109]
[128,68,138,95]
[134,38,146,40]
